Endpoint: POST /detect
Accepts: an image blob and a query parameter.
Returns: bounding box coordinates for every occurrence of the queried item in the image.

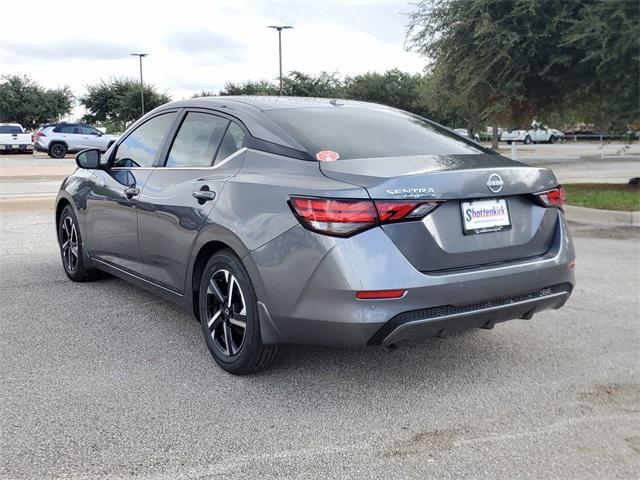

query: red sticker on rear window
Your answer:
[316,150,340,162]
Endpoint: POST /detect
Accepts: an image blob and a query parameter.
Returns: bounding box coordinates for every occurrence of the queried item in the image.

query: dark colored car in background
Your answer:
[55,97,575,374]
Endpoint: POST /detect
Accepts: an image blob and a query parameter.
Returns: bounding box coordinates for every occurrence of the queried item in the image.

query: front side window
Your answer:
[80,125,100,135]
[114,113,177,168]
[165,112,229,168]
[215,122,245,162]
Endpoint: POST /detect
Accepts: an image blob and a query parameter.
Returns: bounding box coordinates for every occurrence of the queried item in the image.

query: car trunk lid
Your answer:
[320,154,561,272]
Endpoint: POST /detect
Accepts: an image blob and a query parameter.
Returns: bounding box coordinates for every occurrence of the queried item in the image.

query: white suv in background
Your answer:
[35,123,120,158]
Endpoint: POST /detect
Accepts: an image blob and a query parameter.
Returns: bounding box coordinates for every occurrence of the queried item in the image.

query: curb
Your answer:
[0,196,55,213]
[564,205,640,227]
[0,175,67,183]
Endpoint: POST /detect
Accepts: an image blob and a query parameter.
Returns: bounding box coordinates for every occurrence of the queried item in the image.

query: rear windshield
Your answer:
[265,106,484,160]
[0,125,23,134]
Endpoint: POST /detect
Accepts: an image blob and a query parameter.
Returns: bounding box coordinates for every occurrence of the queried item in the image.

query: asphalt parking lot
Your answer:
[0,211,638,479]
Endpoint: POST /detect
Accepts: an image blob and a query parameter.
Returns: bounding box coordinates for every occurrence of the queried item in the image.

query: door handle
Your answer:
[192,189,216,202]
[124,187,140,198]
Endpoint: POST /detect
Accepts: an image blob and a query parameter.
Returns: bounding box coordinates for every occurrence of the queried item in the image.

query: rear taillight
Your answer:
[289,196,441,237]
[535,186,565,209]
[31,134,34,142]
[37,131,46,137]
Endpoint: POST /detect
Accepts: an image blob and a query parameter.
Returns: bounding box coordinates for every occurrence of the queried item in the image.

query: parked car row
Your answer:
[0,122,120,158]
[500,126,565,144]
[450,124,566,145]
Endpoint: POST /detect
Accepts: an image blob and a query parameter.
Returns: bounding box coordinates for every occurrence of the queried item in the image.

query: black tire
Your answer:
[49,143,67,159]
[58,205,100,282]
[523,135,532,145]
[199,249,281,375]
[506,141,512,145]
[549,135,556,144]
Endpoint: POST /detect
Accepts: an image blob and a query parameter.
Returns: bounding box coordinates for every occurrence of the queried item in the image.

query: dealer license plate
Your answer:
[461,198,511,235]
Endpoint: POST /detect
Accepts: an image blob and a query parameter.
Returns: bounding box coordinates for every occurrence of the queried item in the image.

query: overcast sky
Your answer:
[0,0,425,116]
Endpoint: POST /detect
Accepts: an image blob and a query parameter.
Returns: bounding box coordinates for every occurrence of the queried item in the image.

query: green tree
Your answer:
[343,69,428,116]
[0,75,73,130]
[407,0,640,145]
[191,90,217,98]
[219,80,279,96]
[561,0,640,132]
[281,71,343,97]
[80,78,171,133]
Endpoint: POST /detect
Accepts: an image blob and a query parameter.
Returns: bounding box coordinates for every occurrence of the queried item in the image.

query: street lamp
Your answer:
[130,53,148,115]
[267,26,293,95]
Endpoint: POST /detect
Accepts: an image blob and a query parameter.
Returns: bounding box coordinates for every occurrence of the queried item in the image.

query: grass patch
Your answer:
[563,183,640,211]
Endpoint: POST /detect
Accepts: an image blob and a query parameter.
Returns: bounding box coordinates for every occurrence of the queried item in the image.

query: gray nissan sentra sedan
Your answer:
[55,96,575,374]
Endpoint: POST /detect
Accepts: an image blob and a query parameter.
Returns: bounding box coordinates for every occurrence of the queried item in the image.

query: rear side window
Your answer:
[215,122,245,162]
[265,107,483,160]
[114,112,177,168]
[0,125,23,134]
[54,125,80,134]
[165,112,229,168]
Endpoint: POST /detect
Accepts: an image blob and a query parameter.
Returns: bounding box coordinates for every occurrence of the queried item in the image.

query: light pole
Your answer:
[130,53,148,115]
[267,26,293,95]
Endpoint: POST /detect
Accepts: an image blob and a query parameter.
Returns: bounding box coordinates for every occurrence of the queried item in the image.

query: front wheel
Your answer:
[523,135,532,145]
[199,250,281,375]
[549,135,556,144]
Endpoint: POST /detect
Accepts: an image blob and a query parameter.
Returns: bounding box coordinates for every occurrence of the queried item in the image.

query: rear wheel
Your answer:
[199,250,281,375]
[506,141,512,145]
[49,143,67,158]
[57,205,99,282]
[549,135,556,144]
[523,135,532,145]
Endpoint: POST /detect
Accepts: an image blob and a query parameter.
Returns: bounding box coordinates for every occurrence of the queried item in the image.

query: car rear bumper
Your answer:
[248,212,575,347]
[34,141,48,152]
[369,282,571,347]
[0,144,33,151]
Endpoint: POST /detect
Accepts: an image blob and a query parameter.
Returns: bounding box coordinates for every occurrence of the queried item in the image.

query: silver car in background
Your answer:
[35,123,119,158]
[55,97,575,374]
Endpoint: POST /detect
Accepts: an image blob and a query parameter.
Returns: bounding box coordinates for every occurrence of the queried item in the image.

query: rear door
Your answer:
[137,110,247,293]
[84,111,178,274]
[53,124,79,148]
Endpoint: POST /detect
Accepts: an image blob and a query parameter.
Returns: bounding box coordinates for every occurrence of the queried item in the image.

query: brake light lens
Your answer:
[536,186,565,208]
[289,196,441,237]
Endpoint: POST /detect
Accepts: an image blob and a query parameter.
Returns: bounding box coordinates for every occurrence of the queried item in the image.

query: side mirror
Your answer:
[75,149,100,169]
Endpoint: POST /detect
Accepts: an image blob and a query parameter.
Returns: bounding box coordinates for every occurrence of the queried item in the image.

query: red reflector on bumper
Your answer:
[356,289,406,300]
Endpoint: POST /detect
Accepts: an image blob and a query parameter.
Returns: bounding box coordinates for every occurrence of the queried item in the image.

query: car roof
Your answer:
[165,95,388,112]
[151,96,396,152]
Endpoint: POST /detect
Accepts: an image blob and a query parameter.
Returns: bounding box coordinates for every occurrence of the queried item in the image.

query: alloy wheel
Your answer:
[60,216,79,272]
[51,144,65,158]
[205,269,247,357]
